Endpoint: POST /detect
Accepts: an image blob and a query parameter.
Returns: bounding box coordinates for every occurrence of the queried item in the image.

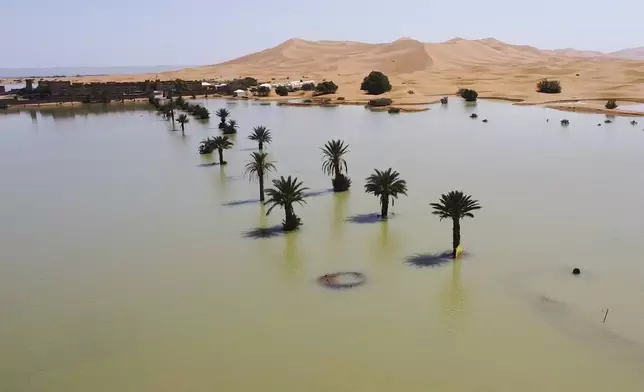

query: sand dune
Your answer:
[31,38,644,106]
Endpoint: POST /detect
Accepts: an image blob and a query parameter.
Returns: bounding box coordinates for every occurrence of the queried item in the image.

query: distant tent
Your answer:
[234,89,246,97]
[201,82,212,86]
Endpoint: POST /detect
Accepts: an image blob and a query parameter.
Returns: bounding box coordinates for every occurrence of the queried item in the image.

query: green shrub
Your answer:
[275,85,289,96]
[388,107,401,114]
[361,71,392,95]
[561,119,569,125]
[605,100,618,109]
[440,97,448,104]
[303,99,313,103]
[459,89,478,102]
[315,81,338,95]
[336,97,345,101]
[256,85,270,97]
[368,98,393,107]
[407,89,414,94]
[301,82,315,91]
[537,79,561,94]
[332,174,352,192]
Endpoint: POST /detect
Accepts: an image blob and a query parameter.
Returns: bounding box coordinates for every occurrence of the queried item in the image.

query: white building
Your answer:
[234,89,246,97]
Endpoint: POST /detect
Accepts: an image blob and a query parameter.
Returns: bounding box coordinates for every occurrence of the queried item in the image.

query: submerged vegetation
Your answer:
[248,126,272,150]
[430,191,482,259]
[243,152,277,202]
[605,100,618,109]
[364,168,407,218]
[265,176,309,231]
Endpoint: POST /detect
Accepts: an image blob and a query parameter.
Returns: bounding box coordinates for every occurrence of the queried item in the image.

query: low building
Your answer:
[234,89,246,97]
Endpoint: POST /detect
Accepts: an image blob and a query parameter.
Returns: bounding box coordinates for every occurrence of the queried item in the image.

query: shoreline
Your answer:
[3,92,644,117]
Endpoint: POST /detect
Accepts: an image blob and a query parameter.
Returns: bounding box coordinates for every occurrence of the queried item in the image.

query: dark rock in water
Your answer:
[546,119,549,122]
[597,123,602,126]
[630,120,638,126]
[470,113,478,119]
[561,119,570,125]
[482,119,488,123]
[604,120,612,124]
[572,268,581,275]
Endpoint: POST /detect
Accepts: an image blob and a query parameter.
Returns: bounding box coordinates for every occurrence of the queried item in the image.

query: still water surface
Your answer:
[1,100,644,391]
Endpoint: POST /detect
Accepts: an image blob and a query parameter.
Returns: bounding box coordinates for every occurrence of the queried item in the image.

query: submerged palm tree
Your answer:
[321,139,351,192]
[211,136,234,165]
[264,176,309,231]
[165,101,176,129]
[364,168,407,218]
[223,119,238,135]
[243,152,277,201]
[216,108,230,129]
[430,191,482,259]
[177,114,189,136]
[248,126,272,150]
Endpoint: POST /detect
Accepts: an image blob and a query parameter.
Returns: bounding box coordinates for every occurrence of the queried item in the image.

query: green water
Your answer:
[1,100,644,391]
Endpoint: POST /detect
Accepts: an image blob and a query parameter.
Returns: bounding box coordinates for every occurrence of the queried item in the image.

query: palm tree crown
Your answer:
[243,152,276,181]
[320,139,349,177]
[264,176,309,216]
[430,191,481,221]
[212,136,234,151]
[244,152,277,201]
[364,168,407,199]
[216,108,230,122]
[364,168,407,218]
[248,126,272,149]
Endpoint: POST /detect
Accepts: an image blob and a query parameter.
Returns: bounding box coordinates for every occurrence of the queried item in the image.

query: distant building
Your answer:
[234,89,246,97]
[0,86,5,94]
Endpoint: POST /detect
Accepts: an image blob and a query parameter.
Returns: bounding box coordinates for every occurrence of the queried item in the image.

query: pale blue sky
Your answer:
[1,0,641,68]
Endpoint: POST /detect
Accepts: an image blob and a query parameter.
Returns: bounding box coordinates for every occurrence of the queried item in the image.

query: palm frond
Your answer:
[364,168,407,197]
[320,139,349,176]
[248,126,273,144]
[243,152,276,182]
[430,190,481,220]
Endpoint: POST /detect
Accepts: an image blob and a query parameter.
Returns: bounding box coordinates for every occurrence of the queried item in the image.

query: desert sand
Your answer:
[11,38,644,113]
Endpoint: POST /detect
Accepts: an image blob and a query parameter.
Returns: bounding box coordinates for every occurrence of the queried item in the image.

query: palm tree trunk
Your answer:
[380,195,389,218]
[259,171,265,201]
[452,218,461,259]
[181,124,185,136]
[259,141,263,150]
[218,149,224,165]
[170,110,175,129]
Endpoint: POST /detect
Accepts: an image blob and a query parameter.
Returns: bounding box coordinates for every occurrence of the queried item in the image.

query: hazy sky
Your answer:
[1,0,641,68]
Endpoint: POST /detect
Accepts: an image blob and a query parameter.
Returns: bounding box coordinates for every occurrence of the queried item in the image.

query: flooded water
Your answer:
[1,99,644,391]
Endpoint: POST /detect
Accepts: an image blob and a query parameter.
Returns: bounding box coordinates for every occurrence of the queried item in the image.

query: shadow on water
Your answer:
[405,251,456,268]
[346,212,393,224]
[242,225,284,239]
[196,161,219,167]
[223,198,262,207]
[240,147,258,151]
[304,189,334,198]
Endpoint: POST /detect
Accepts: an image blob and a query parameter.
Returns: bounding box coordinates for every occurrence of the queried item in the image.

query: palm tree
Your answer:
[364,168,407,219]
[211,136,234,165]
[321,139,351,192]
[223,119,238,135]
[248,126,272,150]
[216,108,230,129]
[177,114,189,136]
[264,176,309,231]
[430,191,482,259]
[165,101,176,129]
[243,152,277,201]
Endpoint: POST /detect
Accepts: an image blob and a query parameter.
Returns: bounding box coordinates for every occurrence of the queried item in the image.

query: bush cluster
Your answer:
[537,79,562,94]
[315,81,338,95]
[361,71,392,95]
[368,98,393,107]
